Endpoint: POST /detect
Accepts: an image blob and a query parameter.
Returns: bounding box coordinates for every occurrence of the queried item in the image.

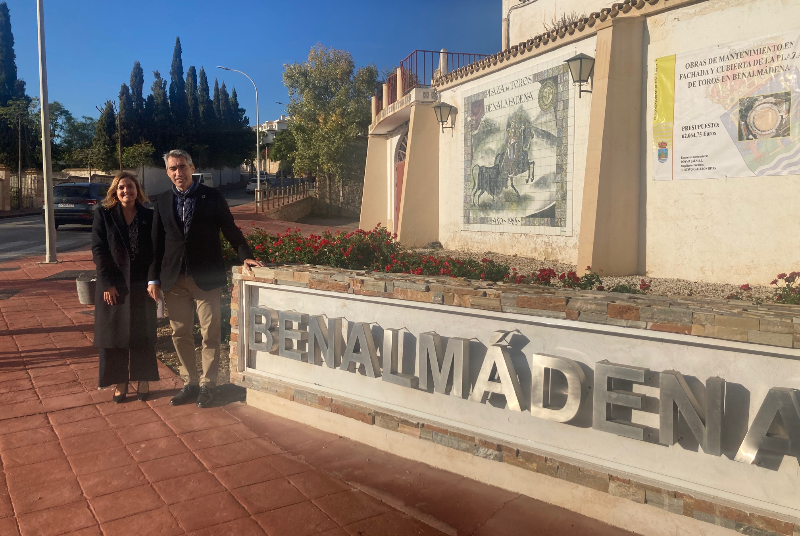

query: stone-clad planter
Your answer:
[228,264,800,536]
[231,264,800,350]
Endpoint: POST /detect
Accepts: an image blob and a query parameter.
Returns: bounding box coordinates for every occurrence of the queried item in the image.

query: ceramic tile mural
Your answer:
[462,61,574,235]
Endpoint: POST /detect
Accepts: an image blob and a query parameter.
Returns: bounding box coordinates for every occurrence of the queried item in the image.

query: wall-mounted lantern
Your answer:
[433,102,456,132]
[564,53,595,98]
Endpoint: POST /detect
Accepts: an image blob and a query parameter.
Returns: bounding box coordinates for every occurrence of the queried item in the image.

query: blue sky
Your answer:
[10,0,499,124]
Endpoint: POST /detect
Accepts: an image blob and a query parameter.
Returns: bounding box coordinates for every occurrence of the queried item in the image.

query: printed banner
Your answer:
[653,32,800,180]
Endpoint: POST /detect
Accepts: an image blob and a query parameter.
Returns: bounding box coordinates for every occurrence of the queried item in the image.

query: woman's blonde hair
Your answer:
[101,171,147,208]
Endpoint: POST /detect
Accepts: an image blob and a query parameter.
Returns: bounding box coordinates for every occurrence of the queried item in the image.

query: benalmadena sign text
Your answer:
[247,305,800,468]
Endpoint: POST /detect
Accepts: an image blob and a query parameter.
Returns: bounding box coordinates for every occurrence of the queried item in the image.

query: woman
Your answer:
[91,172,159,402]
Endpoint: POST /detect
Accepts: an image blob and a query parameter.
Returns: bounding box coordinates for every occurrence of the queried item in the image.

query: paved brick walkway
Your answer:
[0,242,636,535]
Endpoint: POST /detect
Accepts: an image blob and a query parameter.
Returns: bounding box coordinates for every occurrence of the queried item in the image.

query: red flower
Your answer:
[740,284,751,291]
[770,279,778,285]
[778,273,787,279]
[597,285,605,291]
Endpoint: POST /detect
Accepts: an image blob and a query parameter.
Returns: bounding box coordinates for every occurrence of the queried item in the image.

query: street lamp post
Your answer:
[218,66,260,211]
[37,0,57,263]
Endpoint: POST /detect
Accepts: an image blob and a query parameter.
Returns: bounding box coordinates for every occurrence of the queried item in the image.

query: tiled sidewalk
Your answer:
[0,249,635,536]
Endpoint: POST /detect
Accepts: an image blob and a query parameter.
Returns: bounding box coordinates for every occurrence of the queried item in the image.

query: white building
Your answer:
[253,115,289,174]
[360,0,800,285]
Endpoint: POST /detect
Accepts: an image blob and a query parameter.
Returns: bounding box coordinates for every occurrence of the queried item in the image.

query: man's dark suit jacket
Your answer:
[149,183,254,292]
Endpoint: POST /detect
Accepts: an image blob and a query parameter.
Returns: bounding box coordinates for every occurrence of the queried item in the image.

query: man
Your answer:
[148,149,261,407]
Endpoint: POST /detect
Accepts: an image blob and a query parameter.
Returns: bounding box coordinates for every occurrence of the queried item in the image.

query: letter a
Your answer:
[469,332,523,411]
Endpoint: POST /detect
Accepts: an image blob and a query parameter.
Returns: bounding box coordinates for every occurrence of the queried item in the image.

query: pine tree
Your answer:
[168,37,187,128]
[92,101,117,172]
[185,66,199,131]
[212,79,221,122]
[197,67,215,128]
[129,61,145,139]
[219,82,232,127]
[117,84,133,152]
[0,1,22,106]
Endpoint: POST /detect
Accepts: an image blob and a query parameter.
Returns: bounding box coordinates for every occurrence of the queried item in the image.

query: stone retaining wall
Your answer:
[230,264,800,350]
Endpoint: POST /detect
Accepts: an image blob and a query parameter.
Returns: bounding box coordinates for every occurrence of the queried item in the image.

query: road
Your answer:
[0,186,254,266]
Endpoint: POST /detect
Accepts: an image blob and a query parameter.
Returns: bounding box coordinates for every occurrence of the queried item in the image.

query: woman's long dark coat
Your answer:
[91,203,156,349]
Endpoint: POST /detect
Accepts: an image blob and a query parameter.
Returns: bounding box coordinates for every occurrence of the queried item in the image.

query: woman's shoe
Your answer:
[112,382,128,403]
[136,381,150,402]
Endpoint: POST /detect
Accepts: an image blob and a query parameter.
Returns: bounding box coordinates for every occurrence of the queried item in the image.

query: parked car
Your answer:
[245,177,261,194]
[52,182,109,229]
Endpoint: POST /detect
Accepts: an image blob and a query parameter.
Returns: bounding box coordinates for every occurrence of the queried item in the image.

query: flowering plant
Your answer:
[505,266,605,291]
[771,272,800,305]
[222,225,512,282]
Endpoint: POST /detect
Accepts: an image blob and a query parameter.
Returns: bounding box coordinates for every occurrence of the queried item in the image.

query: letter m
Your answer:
[418,333,470,398]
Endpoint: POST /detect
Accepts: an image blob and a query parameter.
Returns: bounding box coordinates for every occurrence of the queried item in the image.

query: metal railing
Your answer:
[386,72,398,106]
[255,182,314,212]
[373,50,489,118]
[400,50,489,94]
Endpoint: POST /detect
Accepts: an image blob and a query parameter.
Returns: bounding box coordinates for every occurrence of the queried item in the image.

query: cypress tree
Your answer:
[212,79,221,122]
[197,67,214,128]
[230,87,248,127]
[168,37,187,127]
[219,82,232,127]
[0,1,22,106]
[92,101,117,171]
[118,84,133,150]
[149,70,169,152]
[185,66,199,131]
[129,61,144,139]
[130,61,144,113]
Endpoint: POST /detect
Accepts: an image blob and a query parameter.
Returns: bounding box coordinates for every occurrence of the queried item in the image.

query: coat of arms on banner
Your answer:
[658,141,669,163]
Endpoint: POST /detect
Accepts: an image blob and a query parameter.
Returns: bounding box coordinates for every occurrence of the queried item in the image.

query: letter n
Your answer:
[659,372,725,455]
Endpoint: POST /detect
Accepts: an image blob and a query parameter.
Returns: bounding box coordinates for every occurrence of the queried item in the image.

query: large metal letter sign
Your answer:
[735,388,800,464]
[341,322,381,377]
[308,316,344,368]
[593,361,649,440]
[418,333,470,397]
[529,354,586,422]
[381,329,418,388]
[278,311,309,361]
[470,332,523,411]
[249,306,278,353]
[659,372,725,455]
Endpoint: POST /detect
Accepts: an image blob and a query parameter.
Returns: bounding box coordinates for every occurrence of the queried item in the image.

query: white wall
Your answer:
[438,36,595,264]
[504,0,610,46]
[642,0,800,284]
[137,166,244,196]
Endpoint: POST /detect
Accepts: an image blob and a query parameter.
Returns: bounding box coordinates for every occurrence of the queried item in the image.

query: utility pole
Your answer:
[217,66,260,211]
[38,0,57,263]
[17,113,21,209]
